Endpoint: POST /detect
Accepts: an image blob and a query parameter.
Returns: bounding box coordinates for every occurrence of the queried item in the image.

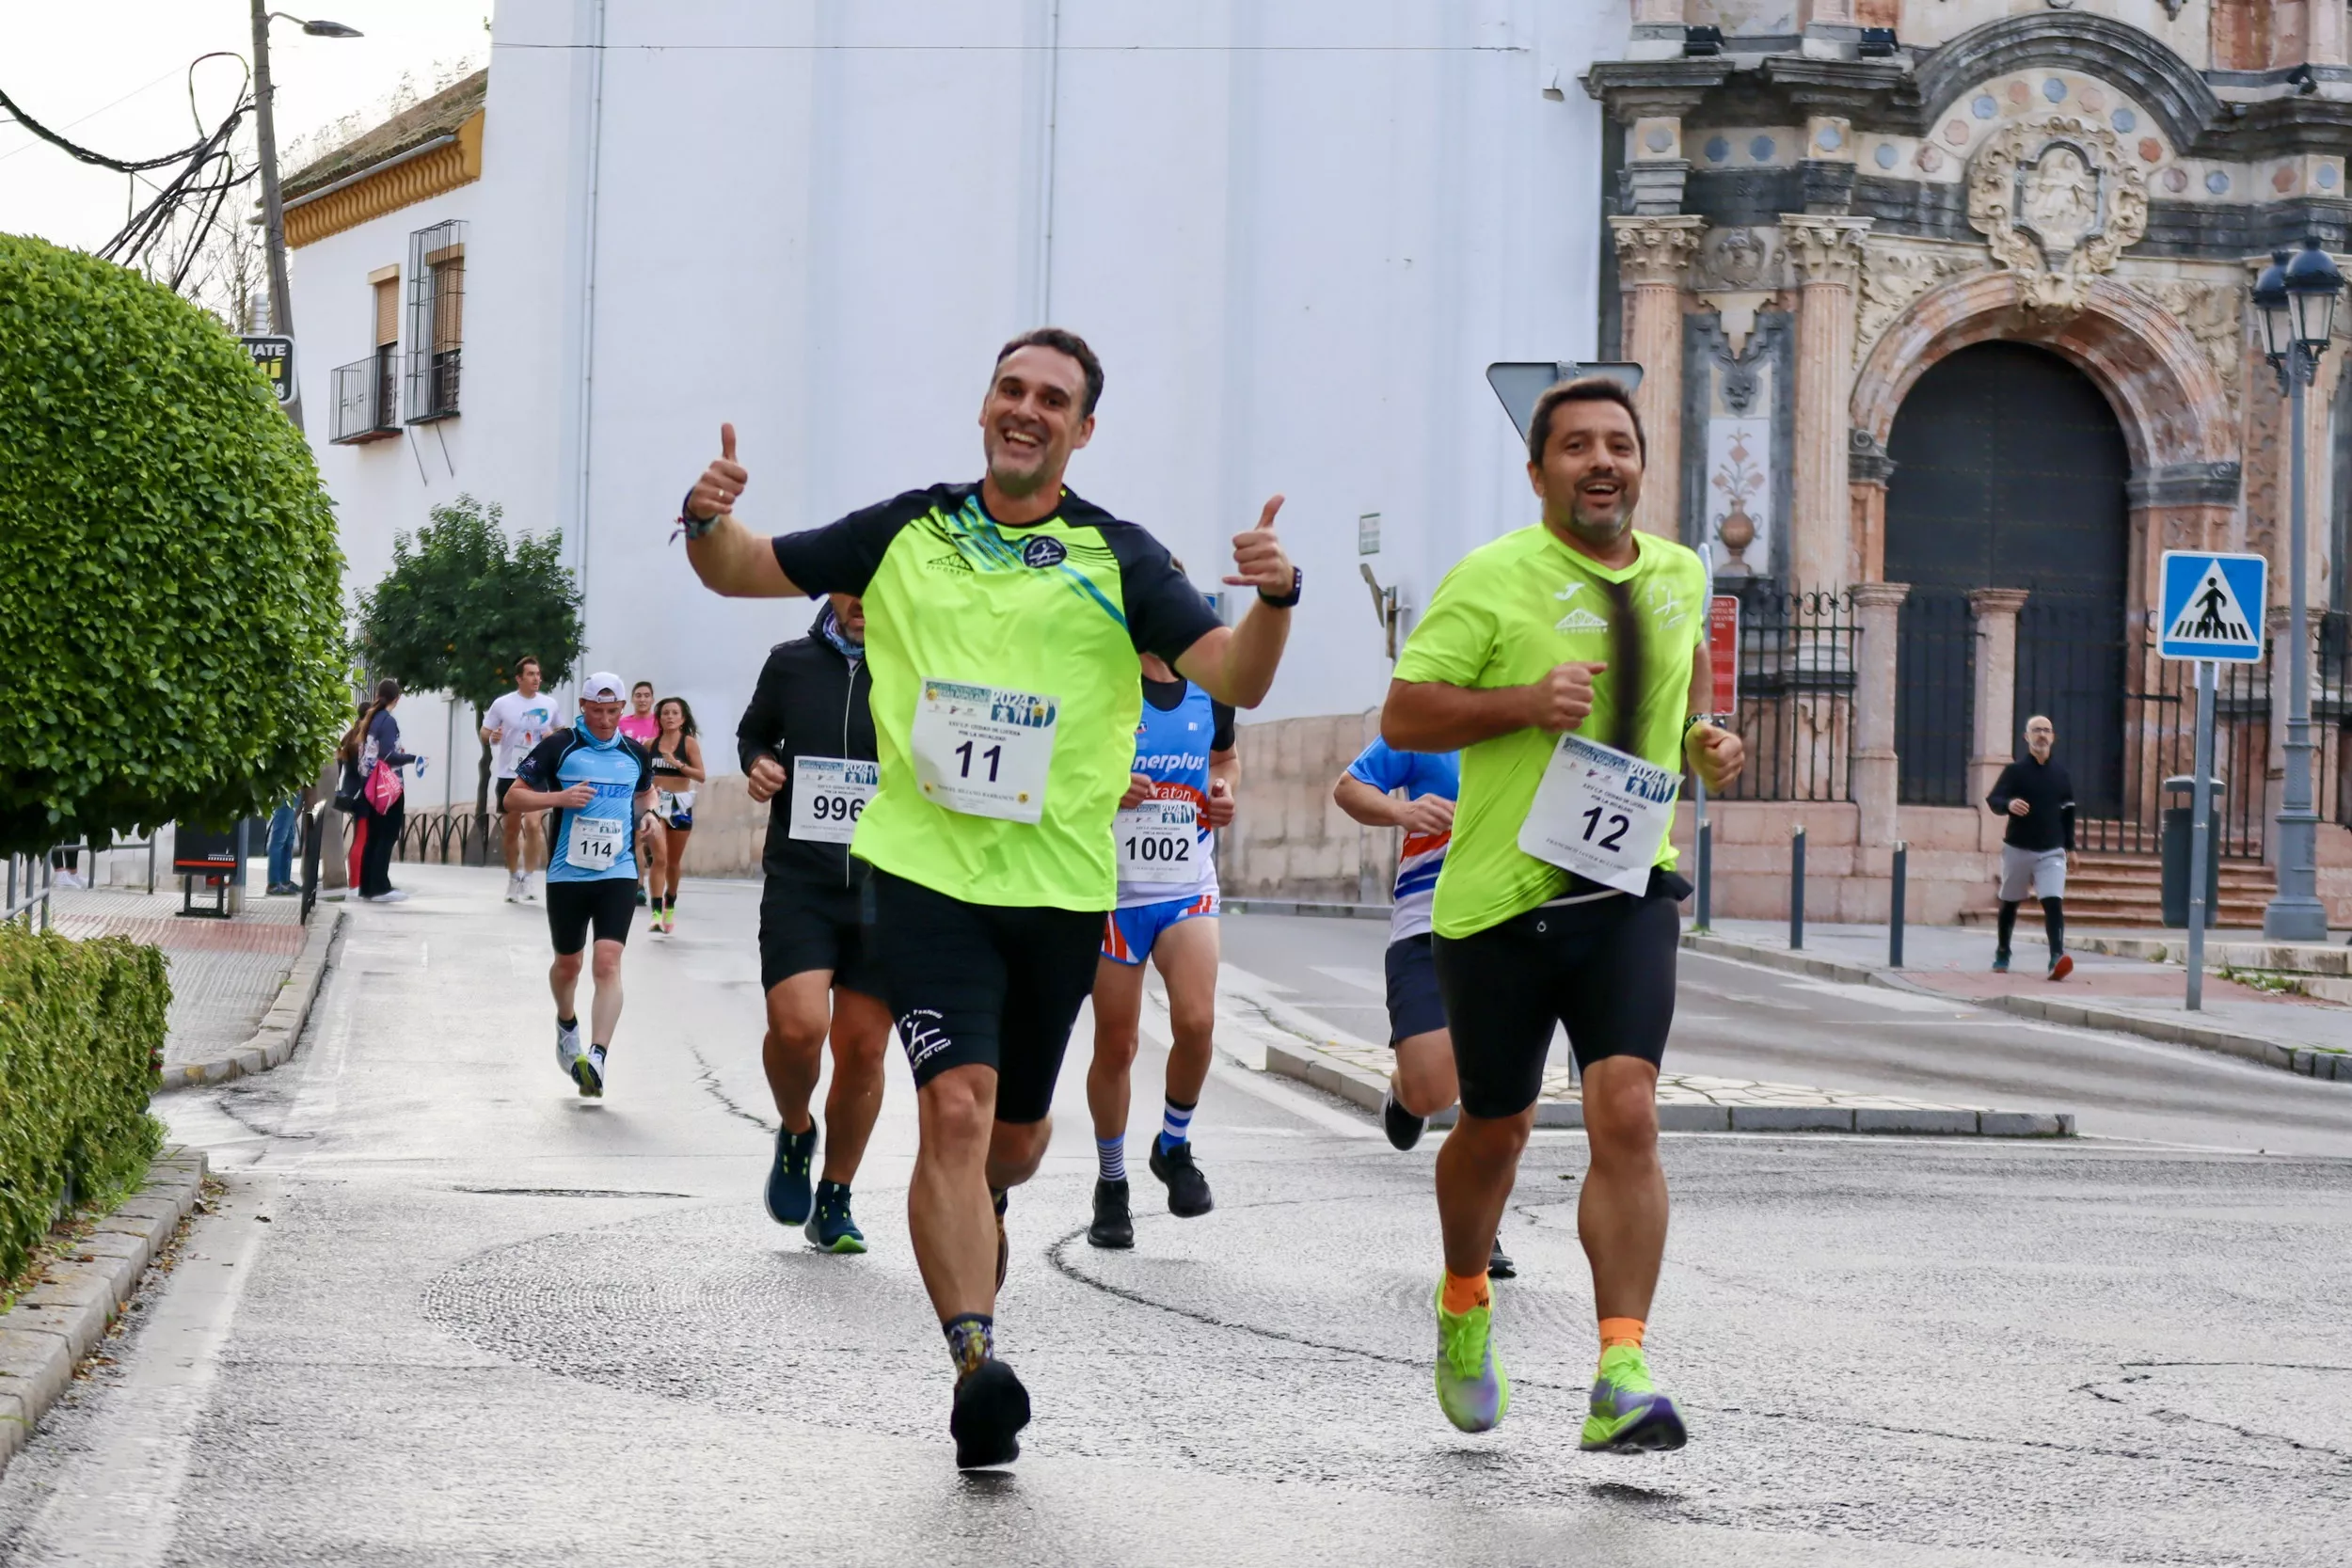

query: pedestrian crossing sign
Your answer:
[2156,550,2266,662]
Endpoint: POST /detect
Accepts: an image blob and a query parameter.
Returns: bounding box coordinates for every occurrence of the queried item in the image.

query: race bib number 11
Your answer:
[910,679,1057,824]
[1516,734,1678,896]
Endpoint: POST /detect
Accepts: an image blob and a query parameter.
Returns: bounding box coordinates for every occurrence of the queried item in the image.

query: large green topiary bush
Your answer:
[0,232,348,856]
[0,923,167,1283]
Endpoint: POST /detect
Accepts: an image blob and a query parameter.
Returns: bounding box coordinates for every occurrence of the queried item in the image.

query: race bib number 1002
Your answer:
[789,756,878,844]
[1116,800,1199,886]
[1516,734,1678,896]
[909,679,1057,824]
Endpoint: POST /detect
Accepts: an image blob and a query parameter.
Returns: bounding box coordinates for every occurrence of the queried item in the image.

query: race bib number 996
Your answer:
[789,756,879,844]
[1516,734,1678,896]
[909,679,1057,825]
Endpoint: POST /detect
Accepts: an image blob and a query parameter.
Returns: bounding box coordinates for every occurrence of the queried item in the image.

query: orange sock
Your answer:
[1440,1270,1491,1315]
[1599,1317,1645,1352]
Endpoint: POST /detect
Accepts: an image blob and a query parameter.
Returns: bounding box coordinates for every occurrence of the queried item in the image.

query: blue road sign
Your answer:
[2157,550,2267,662]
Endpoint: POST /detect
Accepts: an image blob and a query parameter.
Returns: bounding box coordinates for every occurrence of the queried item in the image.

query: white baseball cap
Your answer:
[580,672,627,702]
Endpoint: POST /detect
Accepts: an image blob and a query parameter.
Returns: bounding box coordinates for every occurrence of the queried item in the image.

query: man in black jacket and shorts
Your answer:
[739,594,893,1252]
[1987,714,2075,980]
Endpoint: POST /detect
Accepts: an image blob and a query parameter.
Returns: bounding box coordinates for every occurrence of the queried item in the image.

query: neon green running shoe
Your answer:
[1432,1281,1509,1433]
[1580,1343,1687,1452]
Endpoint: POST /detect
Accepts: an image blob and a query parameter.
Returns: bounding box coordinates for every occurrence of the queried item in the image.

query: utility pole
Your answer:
[251,0,302,431]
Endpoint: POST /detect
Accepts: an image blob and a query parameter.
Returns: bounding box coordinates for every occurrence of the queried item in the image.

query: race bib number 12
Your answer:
[1516,734,1678,896]
[909,679,1057,824]
[789,756,878,844]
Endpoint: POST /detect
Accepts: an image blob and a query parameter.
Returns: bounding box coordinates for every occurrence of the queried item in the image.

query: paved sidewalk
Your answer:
[1693,918,2352,1081]
[45,877,317,1072]
[1207,963,2074,1136]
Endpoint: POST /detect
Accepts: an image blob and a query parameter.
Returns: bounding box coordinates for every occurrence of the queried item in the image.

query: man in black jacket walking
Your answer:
[1987,714,2075,980]
[739,595,893,1251]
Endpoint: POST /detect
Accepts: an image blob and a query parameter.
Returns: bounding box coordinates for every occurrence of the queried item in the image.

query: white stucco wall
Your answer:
[290,179,493,812]
[307,0,1624,784]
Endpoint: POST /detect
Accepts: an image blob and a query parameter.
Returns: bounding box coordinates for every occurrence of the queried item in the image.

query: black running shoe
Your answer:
[1488,1230,1516,1280]
[1382,1085,1426,1151]
[1148,1139,1214,1218]
[950,1358,1030,1469]
[1088,1178,1135,1249]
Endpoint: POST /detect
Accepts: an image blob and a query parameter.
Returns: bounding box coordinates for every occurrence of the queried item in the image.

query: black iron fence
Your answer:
[393,810,502,866]
[1709,587,1856,803]
[1896,589,1974,806]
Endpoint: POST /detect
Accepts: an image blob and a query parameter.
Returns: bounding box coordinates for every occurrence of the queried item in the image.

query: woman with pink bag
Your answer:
[339,677,417,903]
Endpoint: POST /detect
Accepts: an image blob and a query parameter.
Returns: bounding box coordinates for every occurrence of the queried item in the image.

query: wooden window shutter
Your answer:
[374,277,400,346]
[433,258,465,352]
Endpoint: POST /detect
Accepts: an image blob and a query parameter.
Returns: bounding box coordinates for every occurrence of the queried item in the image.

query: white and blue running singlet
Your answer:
[516,719,654,883]
[1344,737,1459,942]
[1115,679,1231,910]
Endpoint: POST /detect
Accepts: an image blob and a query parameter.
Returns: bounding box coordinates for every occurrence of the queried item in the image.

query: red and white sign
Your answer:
[1708,595,1740,718]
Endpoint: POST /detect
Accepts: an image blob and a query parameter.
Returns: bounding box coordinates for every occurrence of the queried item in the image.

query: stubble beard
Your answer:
[1564,495,1633,547]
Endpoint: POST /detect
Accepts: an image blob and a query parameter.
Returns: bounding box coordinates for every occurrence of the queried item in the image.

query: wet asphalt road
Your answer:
[2,869,2348,1566]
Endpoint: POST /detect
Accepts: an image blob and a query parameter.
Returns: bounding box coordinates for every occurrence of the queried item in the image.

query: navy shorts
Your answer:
[1384,934,1448,1046]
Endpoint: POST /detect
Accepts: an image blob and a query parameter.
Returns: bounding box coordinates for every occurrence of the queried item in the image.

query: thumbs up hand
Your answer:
[1223,494,1294,602]
[687,422,748,522]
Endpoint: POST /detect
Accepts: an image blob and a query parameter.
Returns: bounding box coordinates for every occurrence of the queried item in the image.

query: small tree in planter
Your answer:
[354,496,583,824]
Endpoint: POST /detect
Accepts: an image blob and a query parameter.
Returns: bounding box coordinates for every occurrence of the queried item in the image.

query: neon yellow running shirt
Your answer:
[1391,525,1708,940]
[771,483,1222,911]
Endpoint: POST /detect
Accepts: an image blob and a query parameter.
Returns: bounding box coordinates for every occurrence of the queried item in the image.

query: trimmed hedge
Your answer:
[0,922,166,1282]
[0,232,349,856]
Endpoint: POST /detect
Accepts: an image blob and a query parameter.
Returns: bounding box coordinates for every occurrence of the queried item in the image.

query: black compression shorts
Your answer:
[868,867,1102,1124]
[760,876,883,999]
[547,879,637,956]
[1430,869,1687,1119]
[496,776,518,811]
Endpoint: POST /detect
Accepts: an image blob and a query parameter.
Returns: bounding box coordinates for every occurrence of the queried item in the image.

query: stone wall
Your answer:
[1219,710,1395,906]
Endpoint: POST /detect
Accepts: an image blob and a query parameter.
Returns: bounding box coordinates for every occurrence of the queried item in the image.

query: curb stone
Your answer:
[1682,930,2352,1084]
[0,1147,207,1477]
[1261,1020,2074,1137]
[155,909,343,1094]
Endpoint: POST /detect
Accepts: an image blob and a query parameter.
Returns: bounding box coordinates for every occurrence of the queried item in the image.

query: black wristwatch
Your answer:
[1257,567,1303,609]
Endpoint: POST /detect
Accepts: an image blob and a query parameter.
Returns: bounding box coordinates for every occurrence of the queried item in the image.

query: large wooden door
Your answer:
[1886,342,2131,812]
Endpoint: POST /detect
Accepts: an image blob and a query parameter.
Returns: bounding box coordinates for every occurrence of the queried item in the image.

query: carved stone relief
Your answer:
[1966,112,2150,320]
[2148,278,2248,423]
[1854,243,1986,366]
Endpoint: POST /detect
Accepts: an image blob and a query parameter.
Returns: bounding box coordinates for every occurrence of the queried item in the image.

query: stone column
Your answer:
[1850,580,1910,849]
[1968,588,2030,816]
[1610,215,1703,541]
[1849,430,1897,584]
[1781,215,1869,591]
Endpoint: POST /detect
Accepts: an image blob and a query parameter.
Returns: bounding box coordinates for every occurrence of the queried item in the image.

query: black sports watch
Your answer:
[1257,566,1303,610]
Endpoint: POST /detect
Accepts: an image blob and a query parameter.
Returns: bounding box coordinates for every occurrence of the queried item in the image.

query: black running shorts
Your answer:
[868,867,1103,1125]
[1430,870,1686,1119]
[495,776,517,812]
[1384,934,1448,1046]
[547,878,637,956]
[760,876,883,999]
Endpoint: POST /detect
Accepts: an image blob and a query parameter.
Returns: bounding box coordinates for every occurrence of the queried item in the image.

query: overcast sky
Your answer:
[1,0,491,254]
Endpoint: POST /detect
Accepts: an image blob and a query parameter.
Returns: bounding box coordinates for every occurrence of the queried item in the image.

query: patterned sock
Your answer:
[1440,1270,1490,1315]
[944,1313,993,1380]
[1600,1316,1645,1352]
[1096,1135,1125,1183]
[1155,1097,1196,1155]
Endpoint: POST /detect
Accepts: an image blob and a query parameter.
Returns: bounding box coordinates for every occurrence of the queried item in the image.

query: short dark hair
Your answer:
[631,679,654,694]
[516,655,540,675]
[995,327,1104,419]
[1527,376,1645,466]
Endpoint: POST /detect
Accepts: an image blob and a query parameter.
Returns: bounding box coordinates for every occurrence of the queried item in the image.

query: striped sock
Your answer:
[1096,1135,1126,1183]
[1155,1097,1196,1155]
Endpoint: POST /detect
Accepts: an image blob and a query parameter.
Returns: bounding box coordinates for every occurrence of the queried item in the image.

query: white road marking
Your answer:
[9,1176,278,1567]
[1780,979,1982,1013]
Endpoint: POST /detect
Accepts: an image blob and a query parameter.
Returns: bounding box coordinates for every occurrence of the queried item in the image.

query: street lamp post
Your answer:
[2253,237,2345,942]
[248,7,362,433]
